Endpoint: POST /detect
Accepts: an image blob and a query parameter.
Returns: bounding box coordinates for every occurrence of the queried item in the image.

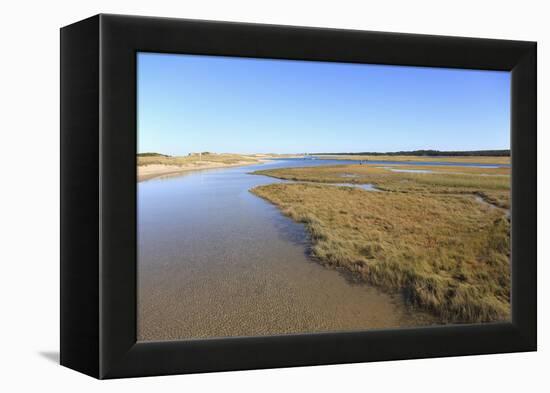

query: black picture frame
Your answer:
[60,14,537,379]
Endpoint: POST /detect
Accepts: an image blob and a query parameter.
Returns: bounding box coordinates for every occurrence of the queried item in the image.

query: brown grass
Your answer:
[253,164,511,208]
[313,154,510,165]
[375,164,510,175]
[138,153,259,167]
[250,164,511,323]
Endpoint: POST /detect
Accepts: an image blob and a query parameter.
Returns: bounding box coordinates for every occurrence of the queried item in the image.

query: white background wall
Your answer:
[0,0,547,390]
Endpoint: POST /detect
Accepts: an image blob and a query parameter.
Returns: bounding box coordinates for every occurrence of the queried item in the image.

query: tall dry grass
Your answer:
[314,154,510,165]
[254,164,511,208]
[251,164,511,323]
[138,153,259,167]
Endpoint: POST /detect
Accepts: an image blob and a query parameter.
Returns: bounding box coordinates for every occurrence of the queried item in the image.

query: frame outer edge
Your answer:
[93,14,537,379]
[99,14,140,379]
[511,43,537,349]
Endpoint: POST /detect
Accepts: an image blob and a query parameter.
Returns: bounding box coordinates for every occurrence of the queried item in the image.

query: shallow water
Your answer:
[379,167,435,174]
[138,158,499,341]
[332,183,380,191]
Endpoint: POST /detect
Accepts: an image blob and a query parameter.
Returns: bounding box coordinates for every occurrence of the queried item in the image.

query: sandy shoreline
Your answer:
[138,160,265,182]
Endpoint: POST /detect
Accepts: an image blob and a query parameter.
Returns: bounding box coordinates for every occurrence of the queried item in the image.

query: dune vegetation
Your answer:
[137,152,263,182]
[137,152,259,167]
[250,163,511,323]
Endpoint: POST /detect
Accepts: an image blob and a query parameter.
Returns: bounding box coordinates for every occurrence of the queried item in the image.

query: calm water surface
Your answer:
[138,158,500,341]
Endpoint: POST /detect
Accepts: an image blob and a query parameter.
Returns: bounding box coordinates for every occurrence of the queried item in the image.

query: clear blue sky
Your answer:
[137,52,510,155]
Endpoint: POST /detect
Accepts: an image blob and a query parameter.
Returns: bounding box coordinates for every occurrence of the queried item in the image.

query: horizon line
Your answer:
[137,148,511,156]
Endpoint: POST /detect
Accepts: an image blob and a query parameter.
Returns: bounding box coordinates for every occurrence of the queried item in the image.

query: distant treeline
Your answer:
[315,149,510,157]
[137,152,170,157]
[138,152,215,157]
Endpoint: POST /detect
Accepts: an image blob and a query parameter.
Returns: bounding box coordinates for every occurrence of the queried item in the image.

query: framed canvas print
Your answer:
[60,14,537,379]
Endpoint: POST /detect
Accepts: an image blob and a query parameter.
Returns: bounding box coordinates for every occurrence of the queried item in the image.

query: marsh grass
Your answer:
[377,164,510,175]
[314,154,510,165]
[251,164,511,323]
[254,164,511,208]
